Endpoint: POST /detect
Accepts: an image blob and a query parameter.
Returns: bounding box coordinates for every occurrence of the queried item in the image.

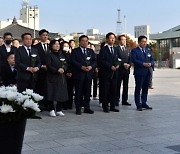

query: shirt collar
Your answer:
[107,44,113,48]
[80,46,87,52]
[41,42,47,45]
[23,45,31,50]
[139,46,145,52]
[5,44,11,48]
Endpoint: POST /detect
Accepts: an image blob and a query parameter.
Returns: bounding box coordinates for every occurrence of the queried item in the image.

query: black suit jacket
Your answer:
[1,64,17,86]
[116,45,131,74]
[0,44,17,66]
[99,45,121,79]
[70,47,97,80]
[15,46,41,82]
[34,42,50,66]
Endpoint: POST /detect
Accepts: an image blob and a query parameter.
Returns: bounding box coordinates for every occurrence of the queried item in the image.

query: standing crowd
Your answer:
[0,30,154,117]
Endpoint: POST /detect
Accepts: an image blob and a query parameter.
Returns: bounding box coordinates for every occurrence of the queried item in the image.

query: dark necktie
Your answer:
[110,47,114,56]
[142,49,146,59]
[83,48,87,57]
[27,48,31,56]
[43,43,47,52]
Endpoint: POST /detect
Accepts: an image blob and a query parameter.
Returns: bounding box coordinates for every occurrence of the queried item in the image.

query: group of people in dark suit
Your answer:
[0,30,154,117]
[98,33,154,112]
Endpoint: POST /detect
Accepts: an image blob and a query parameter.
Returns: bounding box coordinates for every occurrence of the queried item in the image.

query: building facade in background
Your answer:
[150,25,180,68]
[0,0,39,30]
[134,25,150,42]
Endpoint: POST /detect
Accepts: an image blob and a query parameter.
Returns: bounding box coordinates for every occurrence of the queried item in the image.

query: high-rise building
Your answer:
[134,25,150,41]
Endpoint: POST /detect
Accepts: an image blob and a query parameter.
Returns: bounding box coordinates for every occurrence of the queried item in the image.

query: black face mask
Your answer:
[5,40,12,45]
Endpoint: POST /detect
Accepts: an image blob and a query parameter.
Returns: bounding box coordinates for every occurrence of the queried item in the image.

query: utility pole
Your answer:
[124,15,126,36]
[116,9,122,35]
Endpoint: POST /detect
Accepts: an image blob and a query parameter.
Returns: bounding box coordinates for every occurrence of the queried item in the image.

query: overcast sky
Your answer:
[0,0,179,35]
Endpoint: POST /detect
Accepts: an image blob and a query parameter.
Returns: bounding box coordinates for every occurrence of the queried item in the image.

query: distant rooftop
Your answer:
[150,25,180,40]
[0,19,58,39]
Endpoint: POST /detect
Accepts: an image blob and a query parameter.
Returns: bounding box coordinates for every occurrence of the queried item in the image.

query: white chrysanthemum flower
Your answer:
[0,86,6,92]
[32,93,43,102]
[118,58,122,62]
[16,93,30,103]
[5,86,17,92]
[25,89,34,96]
[0,104,15,113]
[60,58,65,61]
[147,53,151,58]
[31,54,37,58]
[6,91,18,101]
[86,57,91,60]
[23,99,40,112]
[0,91,7,98]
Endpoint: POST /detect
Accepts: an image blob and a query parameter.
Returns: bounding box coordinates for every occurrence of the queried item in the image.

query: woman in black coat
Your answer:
[46,40,68,117]
[60,41,74,110]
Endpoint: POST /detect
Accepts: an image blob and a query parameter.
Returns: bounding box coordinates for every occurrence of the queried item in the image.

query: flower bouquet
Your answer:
[31,54,37,81]
[147,53,151,62]
[111,58,121,79]
[60,58,66,84]
[86,56,91,66]
[0,86,42,122]
[0,85,43,153]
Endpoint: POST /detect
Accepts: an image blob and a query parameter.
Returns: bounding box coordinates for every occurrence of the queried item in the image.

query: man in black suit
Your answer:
[15,33,41,92]
[0,32,17,66]
[99,32,120,113]
[34,29,50,110]
[70,35,96,115]
[1,52,17,86]
[116,35,131,106]
[0,32,17,85]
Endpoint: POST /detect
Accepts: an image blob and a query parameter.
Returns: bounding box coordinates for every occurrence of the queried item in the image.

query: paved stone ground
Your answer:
[22,68,180,154]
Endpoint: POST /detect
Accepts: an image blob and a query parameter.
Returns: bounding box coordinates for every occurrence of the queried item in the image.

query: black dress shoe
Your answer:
[137,107,143,111]
[76,109,82,115]
[103,109,110,113]
[110,108,119,112]
[84,109,94,114]
[122,102,131,106]
[142,105,152,110]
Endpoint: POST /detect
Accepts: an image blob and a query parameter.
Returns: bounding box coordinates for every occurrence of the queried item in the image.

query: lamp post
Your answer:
[33,6,38,38]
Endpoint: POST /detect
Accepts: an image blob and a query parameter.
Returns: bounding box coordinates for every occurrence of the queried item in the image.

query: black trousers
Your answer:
[64,77,74,109]
[48,101,63,112]
[116,72,129,103]
[92,72,98,97]
[17,79,33,93]
[98,71,103,104]
[74,78,92,110]
[35,71,48,110]
[101,77,117,110]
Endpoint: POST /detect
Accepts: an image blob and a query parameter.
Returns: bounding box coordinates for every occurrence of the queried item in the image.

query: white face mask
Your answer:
[63,47,69,52]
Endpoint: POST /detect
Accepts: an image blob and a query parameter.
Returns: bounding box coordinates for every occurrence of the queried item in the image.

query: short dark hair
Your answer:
[49,40,60,51]
[118,34,126,41]
[21,33,32,40]
[39,29,49,36]
[69,39,75,44]
[100,42,107,49]
[7,51,14,59]
[79,35,89,42]
[60,41,69,50]
[106,32,116,39]
[138,35,147,42]
[3,32,12,39]
[13,38,20,42]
